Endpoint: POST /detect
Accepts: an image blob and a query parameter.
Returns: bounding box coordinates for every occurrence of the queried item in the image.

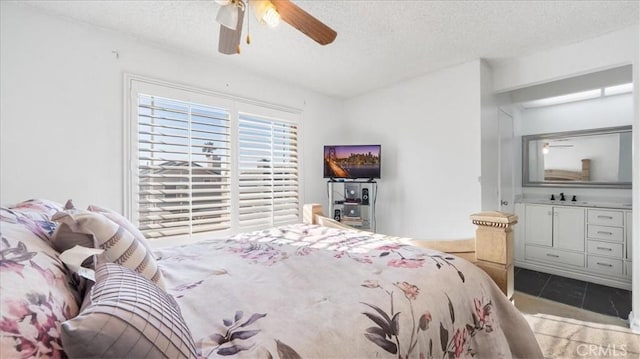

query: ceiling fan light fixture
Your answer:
[251,0,281,28]
[216,4,239,30]
[262,6,280,27]
[217,0,337,55]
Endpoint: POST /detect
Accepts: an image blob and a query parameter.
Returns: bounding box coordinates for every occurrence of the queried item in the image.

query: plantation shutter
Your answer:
[136,94,232,238]
[237,114,299,228]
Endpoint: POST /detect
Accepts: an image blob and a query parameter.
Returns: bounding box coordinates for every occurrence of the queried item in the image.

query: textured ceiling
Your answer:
[18,0,640,98]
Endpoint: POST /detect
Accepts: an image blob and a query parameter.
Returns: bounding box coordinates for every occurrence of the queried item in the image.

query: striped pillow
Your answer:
[52,211,165,289]
[87,204,155,257]
[61,262,198,358]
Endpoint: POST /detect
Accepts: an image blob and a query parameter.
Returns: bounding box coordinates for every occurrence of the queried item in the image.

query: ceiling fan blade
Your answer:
[271,0,337,45]
[218,6,245,54]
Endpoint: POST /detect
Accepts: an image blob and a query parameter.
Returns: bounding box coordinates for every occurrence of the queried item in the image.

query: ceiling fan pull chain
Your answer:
[236,0,246,54]
[246,0,251,45]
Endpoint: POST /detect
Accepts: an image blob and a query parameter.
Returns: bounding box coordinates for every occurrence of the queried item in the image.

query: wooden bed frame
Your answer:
[544,158,591,181]
[302,204,518,299]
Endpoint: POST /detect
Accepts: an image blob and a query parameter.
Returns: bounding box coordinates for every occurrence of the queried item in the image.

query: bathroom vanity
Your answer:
[515,200,632,290]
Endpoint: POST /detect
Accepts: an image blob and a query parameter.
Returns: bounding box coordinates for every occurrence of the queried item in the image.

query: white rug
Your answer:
[514,292,639,359]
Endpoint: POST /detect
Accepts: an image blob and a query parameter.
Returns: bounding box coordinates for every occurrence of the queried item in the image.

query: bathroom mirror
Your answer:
[522,126,632,188]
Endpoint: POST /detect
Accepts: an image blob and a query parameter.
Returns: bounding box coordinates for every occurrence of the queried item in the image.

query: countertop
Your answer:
[516,198,632,210]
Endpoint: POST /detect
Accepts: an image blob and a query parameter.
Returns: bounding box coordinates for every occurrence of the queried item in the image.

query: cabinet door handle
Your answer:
[597,231,613,235]
[596,262,613,267]
[546,253,560,258]
[597,215,613,219]
[596,246,612,251]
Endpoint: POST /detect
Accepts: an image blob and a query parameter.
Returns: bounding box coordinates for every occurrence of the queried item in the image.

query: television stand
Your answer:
[327,180,377,232]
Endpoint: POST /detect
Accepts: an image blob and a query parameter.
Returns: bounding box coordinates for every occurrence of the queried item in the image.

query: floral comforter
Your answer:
[155,224,542,359]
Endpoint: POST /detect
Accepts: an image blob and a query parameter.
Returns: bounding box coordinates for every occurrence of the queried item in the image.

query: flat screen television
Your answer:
[323,145,381,179]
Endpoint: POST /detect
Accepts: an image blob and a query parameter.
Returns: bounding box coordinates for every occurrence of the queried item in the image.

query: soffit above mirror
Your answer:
[508,64,632,105]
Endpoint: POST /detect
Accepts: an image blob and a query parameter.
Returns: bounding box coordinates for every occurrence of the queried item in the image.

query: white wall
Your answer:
[480,60,499,211]
[632,20,640,333]
[0,2,343,212]
[343,61,482,239]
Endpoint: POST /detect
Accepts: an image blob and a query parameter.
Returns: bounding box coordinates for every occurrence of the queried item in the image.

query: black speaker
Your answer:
[334,209,341,222]
[362,188,369,205]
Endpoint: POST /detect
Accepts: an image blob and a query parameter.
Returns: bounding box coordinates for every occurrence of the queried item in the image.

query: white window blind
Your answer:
[127,76,302,241]
[136,94,232,238]
[238,114,299,228]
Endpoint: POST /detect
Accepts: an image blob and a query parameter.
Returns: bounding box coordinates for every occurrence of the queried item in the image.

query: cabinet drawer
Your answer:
[525,245,584,268]
[587,210,623,226]
[625,261,632,277]
[587,240,623,258]
[587,225,623,242]
[587,256,623,276]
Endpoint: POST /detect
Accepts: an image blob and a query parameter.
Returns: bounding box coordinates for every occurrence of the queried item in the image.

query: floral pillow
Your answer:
[9,199,64,224]
[1,199,63,242]
[0,208,80,358]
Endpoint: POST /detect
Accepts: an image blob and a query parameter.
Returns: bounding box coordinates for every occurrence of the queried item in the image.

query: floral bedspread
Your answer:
[155,224,542,359]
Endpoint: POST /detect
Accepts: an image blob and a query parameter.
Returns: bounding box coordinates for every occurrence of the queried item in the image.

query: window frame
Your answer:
[124,74,303,243]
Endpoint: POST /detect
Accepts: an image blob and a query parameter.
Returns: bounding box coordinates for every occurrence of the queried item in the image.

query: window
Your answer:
[237,114,299,228]
[126,76,301,241]
[520,82,634,108]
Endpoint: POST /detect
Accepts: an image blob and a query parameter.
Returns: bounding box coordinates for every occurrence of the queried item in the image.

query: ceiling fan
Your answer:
[215,0,337,55]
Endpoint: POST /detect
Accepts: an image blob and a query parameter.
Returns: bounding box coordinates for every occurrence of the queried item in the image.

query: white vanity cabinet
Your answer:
[517,202,632,290]
[585,209,625,276]
[514,203,525,262]
[524,204,585,267]
[625,211,632,277]
[553,207,586,251]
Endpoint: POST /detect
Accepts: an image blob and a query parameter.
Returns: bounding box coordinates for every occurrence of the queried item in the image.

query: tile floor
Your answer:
[514,267,632,319]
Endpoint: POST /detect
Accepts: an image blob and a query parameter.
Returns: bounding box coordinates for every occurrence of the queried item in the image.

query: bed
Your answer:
[544,158,591,181]
[0,199,543,358]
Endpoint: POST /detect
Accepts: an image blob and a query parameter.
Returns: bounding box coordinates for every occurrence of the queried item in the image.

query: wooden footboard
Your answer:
[302,204,518,299]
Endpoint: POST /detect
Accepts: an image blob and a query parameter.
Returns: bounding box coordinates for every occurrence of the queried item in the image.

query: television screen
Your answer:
[323,145,381,179]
